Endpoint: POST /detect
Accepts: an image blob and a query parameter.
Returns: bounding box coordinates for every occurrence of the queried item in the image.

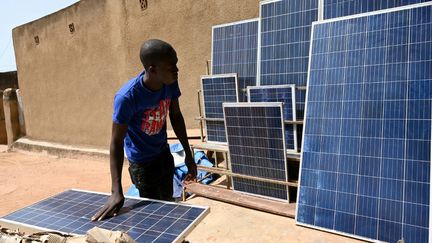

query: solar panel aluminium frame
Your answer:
[200,73,239,144]
[296,2,432,242]
[0,189,210,243]
[321,0,431,20]
[223,102,290,202]
[211,17,260,74]
[246,84,298,152]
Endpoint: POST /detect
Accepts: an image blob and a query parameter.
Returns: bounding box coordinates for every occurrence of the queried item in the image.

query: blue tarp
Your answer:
[126,143,214,199]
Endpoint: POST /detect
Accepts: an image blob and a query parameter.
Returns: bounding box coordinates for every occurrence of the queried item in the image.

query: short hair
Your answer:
[139,39,176,68]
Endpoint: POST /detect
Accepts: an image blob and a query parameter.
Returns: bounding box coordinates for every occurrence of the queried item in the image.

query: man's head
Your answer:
[140,39,178,85]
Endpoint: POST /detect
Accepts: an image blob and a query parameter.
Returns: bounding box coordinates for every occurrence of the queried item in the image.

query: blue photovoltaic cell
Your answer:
[248,85,297,151]
[212,19,258,102]
[324,0,432,19]
[259,0,318,119]
[297,4,432,243]
[224,103,289,201]
[1,190,208,243]
[205,120,227,143]
[231,178,289,201]
[201,74,238,143]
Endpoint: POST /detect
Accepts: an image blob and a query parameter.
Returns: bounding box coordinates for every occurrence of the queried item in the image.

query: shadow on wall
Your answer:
[0,72,25,146]
[0,71,18,91]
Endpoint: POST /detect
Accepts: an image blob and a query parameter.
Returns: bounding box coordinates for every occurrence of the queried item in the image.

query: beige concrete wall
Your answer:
[13,0,259,147]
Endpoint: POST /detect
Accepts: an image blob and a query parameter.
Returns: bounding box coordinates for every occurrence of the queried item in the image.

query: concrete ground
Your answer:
[0,146,363,243]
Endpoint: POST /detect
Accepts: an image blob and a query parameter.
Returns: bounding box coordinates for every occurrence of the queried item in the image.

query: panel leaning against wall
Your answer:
[297,3,432,243]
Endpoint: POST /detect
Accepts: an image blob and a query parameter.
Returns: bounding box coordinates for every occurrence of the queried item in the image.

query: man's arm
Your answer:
[92,122,128,221]
[169,99,197,183]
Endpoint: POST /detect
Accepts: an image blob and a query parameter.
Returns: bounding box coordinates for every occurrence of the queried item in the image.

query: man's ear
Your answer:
[147,65,157,74]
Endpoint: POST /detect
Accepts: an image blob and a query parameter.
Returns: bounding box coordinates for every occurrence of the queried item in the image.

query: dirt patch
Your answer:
[0,149,362,243]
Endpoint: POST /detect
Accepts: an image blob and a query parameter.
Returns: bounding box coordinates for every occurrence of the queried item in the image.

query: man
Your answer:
[92,39,197,221]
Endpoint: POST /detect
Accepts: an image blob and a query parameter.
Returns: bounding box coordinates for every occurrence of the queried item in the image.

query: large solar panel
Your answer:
[323,0,432,19]
[224,102,289,201]
[201,74,238,143]
[212,18,259,102]
[297,3,432,243]
[247,85,298,151]
[0,189,209,243]
[258,0,319,119]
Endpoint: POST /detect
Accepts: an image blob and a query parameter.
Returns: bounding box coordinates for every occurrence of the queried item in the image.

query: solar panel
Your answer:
[323,0,432,19]
[247,85,298,151]
[224,102,289,201]
[212,19,259,102]
[201,74,238,143]
[258,0,319,119]
[0,189,209,243]
[297,3,432,243]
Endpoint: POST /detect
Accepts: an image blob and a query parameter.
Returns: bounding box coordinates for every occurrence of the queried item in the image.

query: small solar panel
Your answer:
[0,190,209,243]
[297,3,432,243]
[323,0,432,19]
[258,0,319,119]
[212,19,259,102]
[247,85,298,151]
[224,102,289,201]
[201,74,239,143]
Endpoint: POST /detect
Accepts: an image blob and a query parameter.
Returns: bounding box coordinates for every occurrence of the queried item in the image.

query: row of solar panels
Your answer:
[201,74,299,150]
[202,1,432,243]
[201,74,299,201]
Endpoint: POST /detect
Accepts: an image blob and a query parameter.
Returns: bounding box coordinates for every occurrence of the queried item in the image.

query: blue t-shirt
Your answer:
[112,71,181,163]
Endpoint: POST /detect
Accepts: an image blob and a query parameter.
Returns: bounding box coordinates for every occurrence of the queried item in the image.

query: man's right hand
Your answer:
[91,192,125,221]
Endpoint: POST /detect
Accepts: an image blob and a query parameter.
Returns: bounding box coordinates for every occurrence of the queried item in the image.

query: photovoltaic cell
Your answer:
[224,102,289,201]
[212,19,259,102]
[324,0,432,19]
[205,120,226,143]
[297,3,432,243]
[247,85,298,151]
[258,0,319,119]
[0,190,208,243]
[201,74,238,143]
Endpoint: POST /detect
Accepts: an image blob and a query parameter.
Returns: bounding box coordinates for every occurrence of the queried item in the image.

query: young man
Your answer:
[92,39,197,221]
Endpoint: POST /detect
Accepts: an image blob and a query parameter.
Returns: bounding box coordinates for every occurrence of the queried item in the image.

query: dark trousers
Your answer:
[128,147,174,201]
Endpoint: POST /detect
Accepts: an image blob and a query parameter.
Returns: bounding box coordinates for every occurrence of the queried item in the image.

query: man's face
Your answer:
[155,54,179,85]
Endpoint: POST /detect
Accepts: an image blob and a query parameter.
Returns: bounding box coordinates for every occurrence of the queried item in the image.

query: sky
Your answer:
[0,0,79,72]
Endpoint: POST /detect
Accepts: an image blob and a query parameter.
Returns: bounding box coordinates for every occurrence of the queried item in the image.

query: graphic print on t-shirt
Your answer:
[141,98,171,135]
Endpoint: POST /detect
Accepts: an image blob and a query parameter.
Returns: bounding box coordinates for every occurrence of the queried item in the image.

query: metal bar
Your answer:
[284,120,303,125]
[297,86,307,90]
[197,165,298,187]
[197,90,205,142]
[195,117,225,122]
[206,60,211,75]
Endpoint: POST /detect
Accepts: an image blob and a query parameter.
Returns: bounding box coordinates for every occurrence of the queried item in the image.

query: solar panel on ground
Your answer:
[247,85,298,151]
[201,74,238,143]
[0,189,209,243]
[297,3,432,243]
[224,102,289,201]
[323,0,432,19]
[212,19,259,102]
[258,0,319,119]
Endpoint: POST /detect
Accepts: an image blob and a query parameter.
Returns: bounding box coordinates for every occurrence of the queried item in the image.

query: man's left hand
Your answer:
[183,155,197,185]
